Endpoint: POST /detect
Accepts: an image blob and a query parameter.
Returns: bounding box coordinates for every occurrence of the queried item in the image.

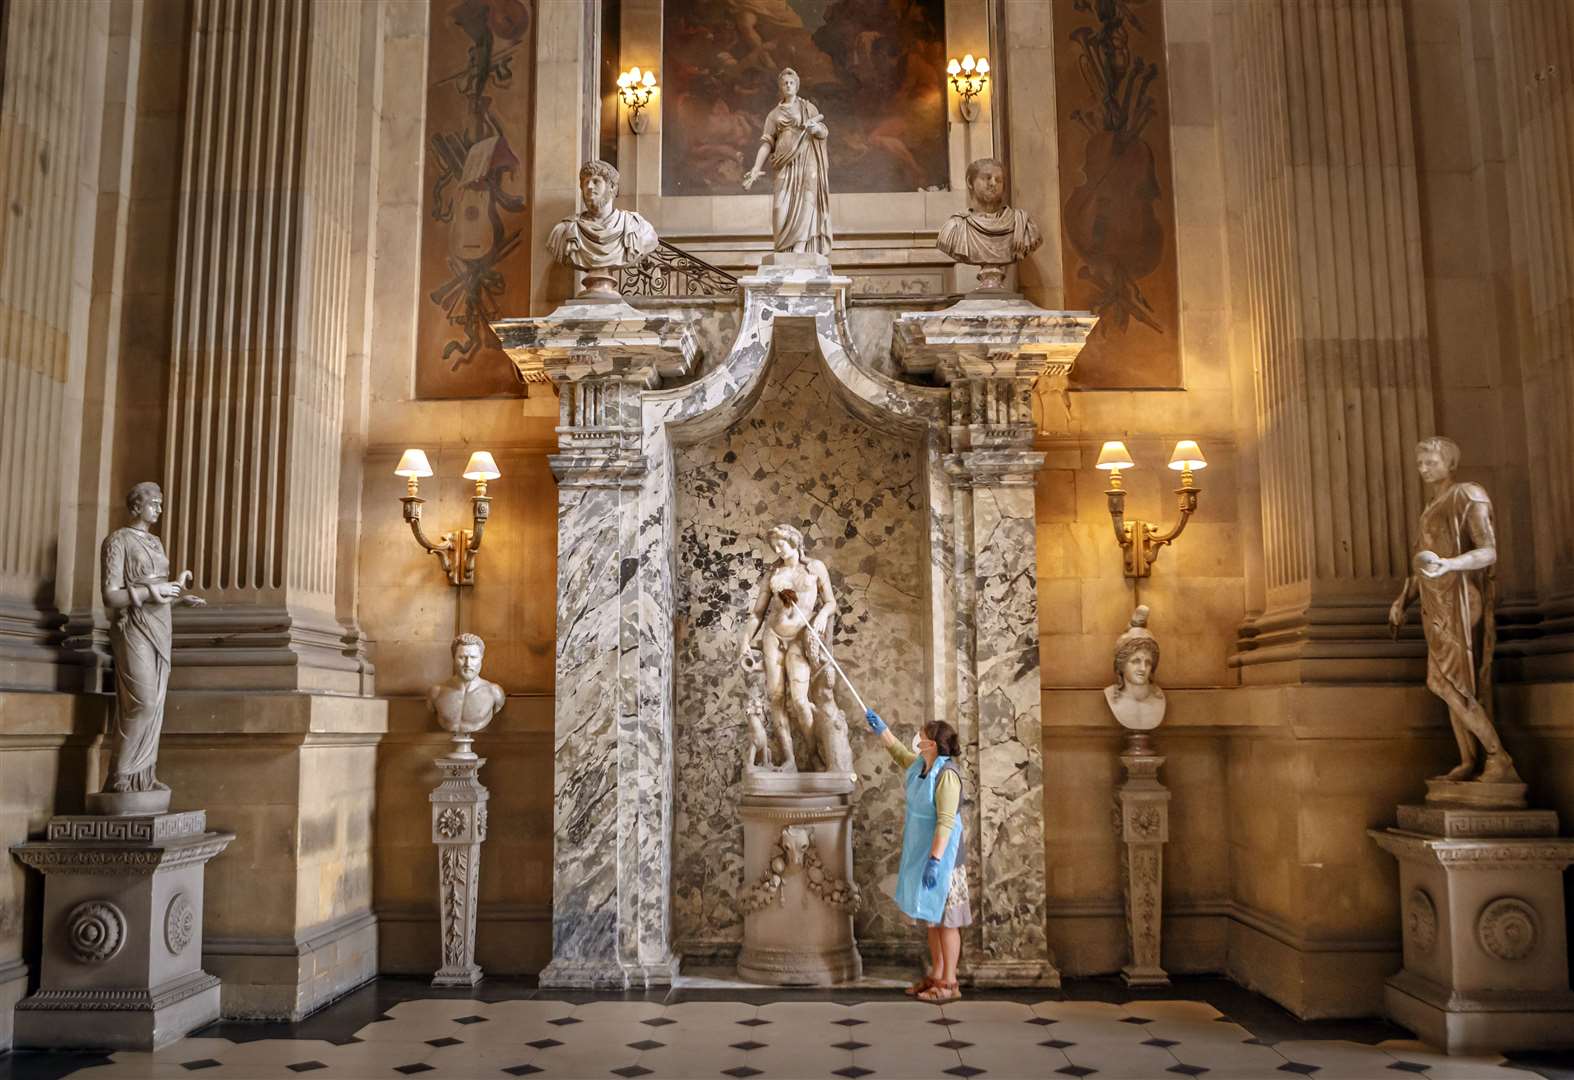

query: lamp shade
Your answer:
[947,57,962,75]
[1096,440,1135,471]
[394,448,433,478]
[976,57,990,75]
[1167,440,1208,471]
[462,451,502,481]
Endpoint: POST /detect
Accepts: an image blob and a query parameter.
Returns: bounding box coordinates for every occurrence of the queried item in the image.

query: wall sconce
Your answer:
[947,54,990,122]
[617,66,657,133]
[1096,439,1207,579]
[395,449,500,587]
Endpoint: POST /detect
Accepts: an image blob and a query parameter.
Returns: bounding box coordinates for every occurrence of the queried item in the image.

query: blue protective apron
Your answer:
[894,755,964,924]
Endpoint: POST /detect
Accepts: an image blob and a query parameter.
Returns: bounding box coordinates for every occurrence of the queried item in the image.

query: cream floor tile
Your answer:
[849,1040,965,1078]
[755,1001,867,1024]
[1128,1000,1227,1022]
[1034,1000,1129,1021]
[524,1044,647,1078]
[197,1039,344,1064]
[938,1000,1039,1023]
[1040,1017,1155,1045]
[637,1043,748,1078]
[1060,1041,1181,1077]
[954,1041,1075,1078]
[308,1039,446,1069]
[734,1040,854,1076]
[1161,1038,1288,1072]
[1424,1064,1540,1079]
[662,1001,761,1024]
[142,1039,242,1062]
[571,1000,669,1023]
[844,999,944,1022]
[347,1017,443,1043]
[1377,1040,1511,1068]
[1141,1018,1258,1045]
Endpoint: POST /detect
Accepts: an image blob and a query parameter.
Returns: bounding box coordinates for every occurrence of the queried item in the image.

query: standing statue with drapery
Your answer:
[742,67,833,256]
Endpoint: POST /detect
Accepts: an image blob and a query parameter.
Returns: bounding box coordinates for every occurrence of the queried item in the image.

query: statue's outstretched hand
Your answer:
[742,169,761,190]
[1387,595,1407,637]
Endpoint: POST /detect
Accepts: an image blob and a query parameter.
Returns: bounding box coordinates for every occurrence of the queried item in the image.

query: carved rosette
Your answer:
[1405,889,1438,955]
[436,806,467,840]
[164,892,196,955]
[66,900,126,963]
[1477,897,1538,961]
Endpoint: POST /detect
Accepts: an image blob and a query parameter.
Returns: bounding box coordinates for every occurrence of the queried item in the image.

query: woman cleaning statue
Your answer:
[861,706,971,1005]
[742,67,833,256]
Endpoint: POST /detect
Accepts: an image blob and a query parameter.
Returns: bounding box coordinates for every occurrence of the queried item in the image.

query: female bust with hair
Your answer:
[99,482,204,800]
[861,707,971,1004]
[1103,606,1166,732]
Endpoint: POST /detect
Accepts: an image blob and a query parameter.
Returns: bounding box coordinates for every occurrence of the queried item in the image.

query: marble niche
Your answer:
[496,256,1093,988]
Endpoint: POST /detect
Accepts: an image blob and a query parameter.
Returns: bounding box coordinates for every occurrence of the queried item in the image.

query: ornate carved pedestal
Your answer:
[1371,800,1574,1053]
[737,771,862,985]
[1115,735,1170,988]
[10,811,234,1050]
[430,753,489,987]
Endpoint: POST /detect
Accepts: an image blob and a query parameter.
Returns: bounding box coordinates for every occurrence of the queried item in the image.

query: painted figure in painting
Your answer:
[937,157,1043,291]
[1103,605,1166,732]
[742,68,833,256]
[1388,437,1519,784]
[740,524,853,773]
[99,482,205,806]
[547,160,659,297]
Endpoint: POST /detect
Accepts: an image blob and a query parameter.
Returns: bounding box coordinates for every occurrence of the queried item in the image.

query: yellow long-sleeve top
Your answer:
[886,740,960,844]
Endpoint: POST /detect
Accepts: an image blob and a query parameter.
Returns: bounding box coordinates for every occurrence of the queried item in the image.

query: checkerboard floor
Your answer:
[4,978,1570,1080]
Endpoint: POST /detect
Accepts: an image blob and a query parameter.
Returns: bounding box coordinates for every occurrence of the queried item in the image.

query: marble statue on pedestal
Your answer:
[547,160,659,298]
[1104,605,1166,733]
[1387,436,1520,791]
[937,157,1043,292]
[740,524,854,774]
[428,632,506,758]
[96,482,205,815]
[742,68,833,256]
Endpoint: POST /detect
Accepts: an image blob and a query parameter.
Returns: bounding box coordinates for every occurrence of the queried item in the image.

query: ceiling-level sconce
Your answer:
[395,449,500,586]
[1096,440,1207,579]
[618,66,658,133]
[947,54,990,122]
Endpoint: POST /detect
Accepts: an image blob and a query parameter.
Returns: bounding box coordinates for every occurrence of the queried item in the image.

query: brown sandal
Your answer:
[916,980,960,1004]
[904,975,937,997]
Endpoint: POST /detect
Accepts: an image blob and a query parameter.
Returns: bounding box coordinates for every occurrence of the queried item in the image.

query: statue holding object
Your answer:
[742,68,833,257]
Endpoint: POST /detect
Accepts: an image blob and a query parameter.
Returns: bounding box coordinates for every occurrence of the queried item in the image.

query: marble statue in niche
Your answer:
[1104,605,1165,732]
[1388,437,1520,785]
[742,68,834,256]
[547,159,659,298]
[96,482,205,814]
[428,632,507,759]
[937,157,1044,292]
[740,524,854,773]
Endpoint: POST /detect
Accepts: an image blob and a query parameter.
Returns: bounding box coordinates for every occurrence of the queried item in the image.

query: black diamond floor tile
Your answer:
[1168,1066,1209,1077]
[1057,1068,1097,1078]
[502,1067,543,1077]
[1243,1037,1272,1047]
[1041,1039,1076,1050]
[610,1068,653,1078]
[426,1037,463,1047]
[1120,1016,1153,1025]
[1025,1016,1058,1026]
[641,1017,677,1027]
[180,1062,222,1072]
[832,1040,870,1051]
[285,1064,327,1074]
[737,1017,772,1027]
[547,1016,581,1026]
[832,1017,868,1027]
[1387,1064,1429,1074]
[936,1039,973,1050]
[625,1040,665,1052]
[945,1068,987,1079]
[730,1040,768,1052]
[831,1069,874,1079]
[1144,1037,1180,1048]
[1278,1065,1320,1076]
[394,1066,434,1076]
[455,1014,489,1024]
[722,1069,764,1079]
[526,1038,564,1050]
[930,1016,961,1026]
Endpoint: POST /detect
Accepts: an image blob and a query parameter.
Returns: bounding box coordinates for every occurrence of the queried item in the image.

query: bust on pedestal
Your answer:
[427,634,505,987]
[10,483,234,1050]
[1371,439,1574,1053]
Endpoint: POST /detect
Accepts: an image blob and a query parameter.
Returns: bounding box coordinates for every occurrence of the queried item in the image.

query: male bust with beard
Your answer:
[937,157,1043,291]
[547,159,660,297]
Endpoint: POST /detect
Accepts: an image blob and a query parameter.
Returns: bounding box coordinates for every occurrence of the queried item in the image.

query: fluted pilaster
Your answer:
[1228,0,1435,681]
[163,0,368,691]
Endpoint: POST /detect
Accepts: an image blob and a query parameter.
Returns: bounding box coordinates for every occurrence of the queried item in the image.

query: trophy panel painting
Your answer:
[416,0,534,399]
[662,0,949,196]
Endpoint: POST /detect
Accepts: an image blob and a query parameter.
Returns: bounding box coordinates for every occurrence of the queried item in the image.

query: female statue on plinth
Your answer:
[1388,437,1519,785]
[741,68,833,256]
[98,482,204,808]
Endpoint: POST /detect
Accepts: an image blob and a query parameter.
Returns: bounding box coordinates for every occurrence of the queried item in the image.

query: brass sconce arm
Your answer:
[1096,440,1207,579]
[394,449,499,587]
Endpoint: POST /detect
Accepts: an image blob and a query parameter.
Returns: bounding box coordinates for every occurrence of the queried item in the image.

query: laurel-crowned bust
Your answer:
[936,157,1043,291]
[428,634,506,747]
[1103,606,1166,732]
[546,159,659,297]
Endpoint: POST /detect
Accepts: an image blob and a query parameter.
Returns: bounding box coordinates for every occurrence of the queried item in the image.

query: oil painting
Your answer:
[417,0,534,398]
[661,0,949,196]
[1055,0,1181,388]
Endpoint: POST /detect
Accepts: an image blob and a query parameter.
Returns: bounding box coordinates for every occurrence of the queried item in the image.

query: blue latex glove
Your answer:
[922,856,941,890]
[865,708,886,734]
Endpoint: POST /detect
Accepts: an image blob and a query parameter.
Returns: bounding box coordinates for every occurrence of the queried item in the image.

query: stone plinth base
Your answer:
[1371,804,1574,1053]
[431,753,488,988]
[10,811,234,1050]
[737,772,863,986]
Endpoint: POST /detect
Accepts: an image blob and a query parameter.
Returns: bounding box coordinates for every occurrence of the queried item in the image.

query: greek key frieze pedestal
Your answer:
[431,754,489,987]
[10,812,234,1050]
[1371,805,1574,1053]
[1115,740,1170,988]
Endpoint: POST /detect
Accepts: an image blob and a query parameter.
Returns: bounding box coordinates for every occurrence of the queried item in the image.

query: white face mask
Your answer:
[911,731,923,754]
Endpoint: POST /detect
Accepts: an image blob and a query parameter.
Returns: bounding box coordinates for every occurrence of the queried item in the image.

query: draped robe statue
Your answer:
[742,68,833,256]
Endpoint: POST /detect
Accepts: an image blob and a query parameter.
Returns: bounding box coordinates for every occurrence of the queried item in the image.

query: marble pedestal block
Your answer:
[431,754,489,987]
[1370,803,1574,1053]
[1116,739,1170,988]
[737,772,863,985]
[10,811,234,1050]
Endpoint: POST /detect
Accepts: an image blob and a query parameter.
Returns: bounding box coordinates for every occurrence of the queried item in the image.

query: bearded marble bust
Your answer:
[1103,606,1166,732]
[547,159,659,298]
[937,157,1043,291]
[428,633,506,757]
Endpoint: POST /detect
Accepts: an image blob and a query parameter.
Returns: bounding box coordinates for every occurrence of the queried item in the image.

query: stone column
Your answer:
[1224,0,1436,683]
[1115,738,1170,988]
[159,0,371,692]
[430,755,488,987]
[895,297,1095,986]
